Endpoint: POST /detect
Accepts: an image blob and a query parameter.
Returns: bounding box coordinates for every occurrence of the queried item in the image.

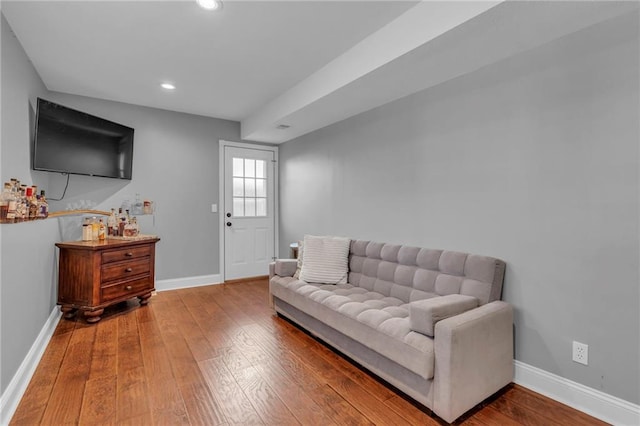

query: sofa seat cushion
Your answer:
[270,277,436,380]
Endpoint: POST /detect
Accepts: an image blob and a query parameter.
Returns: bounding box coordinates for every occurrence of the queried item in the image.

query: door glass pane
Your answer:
[245,178,256,197]
[256,160,265,178]
[256,198,267,216]
[245,159,256,178]
[233,198,244,216]
[256,179,266,197]
[233,158,244,177]
[230,155,269,218]
[245,198,256,216]
[233,178,244,197]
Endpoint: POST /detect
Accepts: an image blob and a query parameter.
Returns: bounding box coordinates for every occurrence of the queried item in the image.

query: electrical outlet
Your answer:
[572,341,588,365]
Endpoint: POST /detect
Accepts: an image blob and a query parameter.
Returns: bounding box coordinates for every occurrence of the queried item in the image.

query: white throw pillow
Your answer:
[299,235,351,284]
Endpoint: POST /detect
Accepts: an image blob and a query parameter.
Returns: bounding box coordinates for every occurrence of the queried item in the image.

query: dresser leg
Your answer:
[60,305,77,319]
[138,292,152,306]
[84,309,104,323]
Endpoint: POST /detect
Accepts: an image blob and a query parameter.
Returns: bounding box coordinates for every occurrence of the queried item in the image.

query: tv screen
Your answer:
[33,98,134,180]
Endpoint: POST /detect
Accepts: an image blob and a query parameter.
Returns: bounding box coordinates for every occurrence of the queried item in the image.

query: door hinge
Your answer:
[271,159,277,163]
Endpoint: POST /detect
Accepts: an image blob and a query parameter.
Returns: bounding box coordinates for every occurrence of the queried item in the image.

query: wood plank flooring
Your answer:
[11,279,608,425]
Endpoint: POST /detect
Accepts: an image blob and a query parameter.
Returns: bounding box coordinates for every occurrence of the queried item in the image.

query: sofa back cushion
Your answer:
[348,240,505,305]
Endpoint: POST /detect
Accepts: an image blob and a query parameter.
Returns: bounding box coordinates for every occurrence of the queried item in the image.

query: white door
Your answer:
[223,145,276,280]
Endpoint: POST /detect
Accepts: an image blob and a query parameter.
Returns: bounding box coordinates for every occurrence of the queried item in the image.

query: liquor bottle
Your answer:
[27,187,38,220]
[98,219,106,241]
[107,208,116,236]
[17,186,27,222]
[112,217,119,237]
[118,208,127,237]
[1,183,10,223]
[132,217,139,236]
[38,190,49,219]
[5,183,17,223]
[91,217,100,240]
[123,220,133,237]
[82,218,92,241]
[35,195,41,219]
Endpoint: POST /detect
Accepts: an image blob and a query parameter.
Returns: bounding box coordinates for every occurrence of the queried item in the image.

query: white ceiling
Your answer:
[2,1,638,144]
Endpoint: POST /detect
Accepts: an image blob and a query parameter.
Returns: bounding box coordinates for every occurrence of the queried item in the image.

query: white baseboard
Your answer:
[155,274,222,292]
[514,360,640,426]
[0,307,62,426]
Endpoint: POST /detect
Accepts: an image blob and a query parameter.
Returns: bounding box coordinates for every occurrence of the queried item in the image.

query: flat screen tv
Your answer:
[33,98,134,180]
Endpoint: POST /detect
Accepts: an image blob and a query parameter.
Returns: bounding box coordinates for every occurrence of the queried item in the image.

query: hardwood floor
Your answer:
[11,279,608,425]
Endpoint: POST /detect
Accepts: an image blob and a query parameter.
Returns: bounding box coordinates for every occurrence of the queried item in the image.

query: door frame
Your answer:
[218,140,279,282]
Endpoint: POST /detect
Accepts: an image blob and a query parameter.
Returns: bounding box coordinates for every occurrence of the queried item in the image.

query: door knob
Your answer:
[226,212,231,218]
[226,222,232,227]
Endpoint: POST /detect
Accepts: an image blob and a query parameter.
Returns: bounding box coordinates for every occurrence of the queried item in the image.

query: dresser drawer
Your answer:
[102,245,151,264]
[101,277,153,302]
[101,258,150,283]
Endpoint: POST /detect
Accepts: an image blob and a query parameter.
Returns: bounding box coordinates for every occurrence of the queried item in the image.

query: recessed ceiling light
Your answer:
[197,0,223,11]
[161,83,176,90]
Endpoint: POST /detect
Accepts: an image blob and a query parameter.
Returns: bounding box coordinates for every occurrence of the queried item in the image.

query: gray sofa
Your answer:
[269,239,514,423]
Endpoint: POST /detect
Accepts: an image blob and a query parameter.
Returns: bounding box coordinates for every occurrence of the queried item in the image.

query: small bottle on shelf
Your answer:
[16,186,27,222]
[38,190,49,219]
[27,187,38,220]
[1,183,11,223]
[5,183,17,223]
[35,194,42,219]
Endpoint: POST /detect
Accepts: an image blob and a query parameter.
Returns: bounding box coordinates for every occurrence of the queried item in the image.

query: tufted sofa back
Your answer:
[348,240,506,306]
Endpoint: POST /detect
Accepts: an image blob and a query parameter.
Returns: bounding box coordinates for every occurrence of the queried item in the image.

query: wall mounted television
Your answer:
[32,98,134,180]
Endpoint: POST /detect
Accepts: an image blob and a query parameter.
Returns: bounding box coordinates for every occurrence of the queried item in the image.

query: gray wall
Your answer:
[1,13,58,395]
[1,13,239,394]
[279,12,639,404]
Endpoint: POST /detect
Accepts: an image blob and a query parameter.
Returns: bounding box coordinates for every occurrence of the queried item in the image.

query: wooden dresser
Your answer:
[56,237,160,323]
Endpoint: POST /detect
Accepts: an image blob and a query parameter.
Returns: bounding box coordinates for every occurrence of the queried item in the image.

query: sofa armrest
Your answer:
[271,259,298,278]
[269,262,276,279]
[433,301,514,423]
[409,295,479,337]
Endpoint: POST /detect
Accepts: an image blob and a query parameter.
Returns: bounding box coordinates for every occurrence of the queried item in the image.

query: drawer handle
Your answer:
[124,252,134,257]
[126,285,132,291]
[125,268,133,272]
